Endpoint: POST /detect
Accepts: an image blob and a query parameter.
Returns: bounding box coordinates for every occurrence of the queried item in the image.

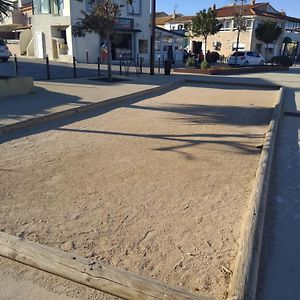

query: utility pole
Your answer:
[150,0,156,75]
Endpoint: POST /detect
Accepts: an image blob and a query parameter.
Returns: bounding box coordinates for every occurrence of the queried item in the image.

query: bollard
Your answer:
[73,56,77,78]
[46,55,50,80]
[119,55,122,75]
[158,55,161,74]
[13,54,19,77]
[139,57,143,74]
[85,49,89,64]
[97,56,100,77]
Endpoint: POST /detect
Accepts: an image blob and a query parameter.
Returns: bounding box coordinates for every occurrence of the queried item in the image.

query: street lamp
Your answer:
[150,0,156,75]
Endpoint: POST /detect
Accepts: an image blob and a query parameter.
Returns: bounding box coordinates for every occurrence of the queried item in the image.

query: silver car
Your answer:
[228,51,265,66]
[0,39,11,62]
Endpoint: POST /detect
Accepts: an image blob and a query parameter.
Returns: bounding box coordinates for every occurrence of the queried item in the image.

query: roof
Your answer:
[215,2,269,17]
[155,26,185,37]
[168,16,195,24]
[157,2,300,27]
[156,16,173,25]
[215,2,300,22]
[155,13,185,25]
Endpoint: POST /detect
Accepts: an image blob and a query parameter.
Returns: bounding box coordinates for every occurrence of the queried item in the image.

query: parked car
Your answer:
[228,51,265,66]
[0,39,11,62]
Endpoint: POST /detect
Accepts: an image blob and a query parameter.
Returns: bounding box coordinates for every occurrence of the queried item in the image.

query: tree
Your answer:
[72,0,132,80]
[255,20,282,63]
[0,0,14,21]
[232,0,248,65]
[190,8,221,61]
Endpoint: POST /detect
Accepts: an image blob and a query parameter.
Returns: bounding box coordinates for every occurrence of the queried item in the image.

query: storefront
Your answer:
[111,18,141,60]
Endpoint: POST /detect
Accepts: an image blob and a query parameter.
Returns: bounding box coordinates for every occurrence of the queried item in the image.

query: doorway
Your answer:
[111,33,132,60]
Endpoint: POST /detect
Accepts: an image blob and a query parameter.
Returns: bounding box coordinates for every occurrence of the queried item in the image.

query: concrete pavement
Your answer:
[255,74,300,299]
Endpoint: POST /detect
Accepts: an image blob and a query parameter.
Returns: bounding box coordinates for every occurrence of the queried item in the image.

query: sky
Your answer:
[156,0,300,18]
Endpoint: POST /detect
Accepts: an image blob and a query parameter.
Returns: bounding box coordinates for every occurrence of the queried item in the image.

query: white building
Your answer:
[31,0,150,63]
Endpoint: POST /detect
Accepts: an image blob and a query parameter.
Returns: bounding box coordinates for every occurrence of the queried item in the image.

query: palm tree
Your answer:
[0,0,14,21]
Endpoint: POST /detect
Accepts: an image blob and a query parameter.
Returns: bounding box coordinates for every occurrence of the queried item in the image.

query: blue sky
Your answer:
[156,0,300,18]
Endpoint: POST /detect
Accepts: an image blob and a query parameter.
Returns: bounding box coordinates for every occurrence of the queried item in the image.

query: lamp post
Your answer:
[150,0,156,75]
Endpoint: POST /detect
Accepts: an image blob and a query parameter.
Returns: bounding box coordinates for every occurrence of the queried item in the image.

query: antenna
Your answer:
[173,4,178,14]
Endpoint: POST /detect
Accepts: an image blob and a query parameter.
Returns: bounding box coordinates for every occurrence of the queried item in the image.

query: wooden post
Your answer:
[97,56,100,77]
[13,54,19,77]
[73,56,77,78]
[46,55,50,80]
[0,232,213,300]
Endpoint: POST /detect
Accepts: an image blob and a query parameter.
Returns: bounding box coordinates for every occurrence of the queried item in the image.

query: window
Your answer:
[139,39,148,54]
[33,0,51,14]
[127,0,141,16]
[245,19,252,29]
[162,36,173,44]
[220,19,232,31]
[178,25,183,30]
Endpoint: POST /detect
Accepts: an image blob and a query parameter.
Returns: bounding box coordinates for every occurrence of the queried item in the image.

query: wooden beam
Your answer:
[0,232,213,300]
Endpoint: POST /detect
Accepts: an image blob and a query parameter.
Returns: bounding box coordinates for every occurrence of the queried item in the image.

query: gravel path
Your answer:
[0,83,276,300]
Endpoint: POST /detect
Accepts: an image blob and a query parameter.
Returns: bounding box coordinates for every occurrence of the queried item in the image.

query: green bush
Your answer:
[186,56,195,67]
[201,60,210,69]
[270,56,293,67]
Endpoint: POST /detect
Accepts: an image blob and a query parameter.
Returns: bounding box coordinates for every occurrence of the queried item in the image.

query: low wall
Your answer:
[0,77,34,98]
[174,65,289,75]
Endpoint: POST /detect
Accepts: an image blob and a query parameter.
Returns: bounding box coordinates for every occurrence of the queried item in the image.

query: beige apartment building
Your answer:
[157,1,300,59]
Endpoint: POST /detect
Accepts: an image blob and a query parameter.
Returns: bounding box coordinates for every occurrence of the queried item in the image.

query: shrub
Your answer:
[206,51,220,64]
[270,55,293,67]
[186,56,195,67]
[201,60,210,69]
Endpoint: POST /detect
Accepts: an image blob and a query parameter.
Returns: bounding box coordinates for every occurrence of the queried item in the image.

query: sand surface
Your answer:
[0,83,276,299]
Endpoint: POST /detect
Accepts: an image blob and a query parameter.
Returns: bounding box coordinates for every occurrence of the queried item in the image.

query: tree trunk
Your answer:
[107,36,112,81]
[265,43,268,65]
[235,28,241,66]
[204,36,207,61]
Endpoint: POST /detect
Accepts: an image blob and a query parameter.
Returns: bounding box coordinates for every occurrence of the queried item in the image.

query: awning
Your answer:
[115,29,141,33]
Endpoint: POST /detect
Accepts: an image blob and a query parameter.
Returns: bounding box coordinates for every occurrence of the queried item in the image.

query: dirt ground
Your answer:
[0,83,276,300]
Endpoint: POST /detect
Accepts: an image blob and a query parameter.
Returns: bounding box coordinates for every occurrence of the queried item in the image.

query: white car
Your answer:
[228,51,265,66]
[0,39,11,62]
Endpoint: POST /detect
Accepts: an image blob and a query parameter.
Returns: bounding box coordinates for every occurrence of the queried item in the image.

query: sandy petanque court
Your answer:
[0,82,277,300]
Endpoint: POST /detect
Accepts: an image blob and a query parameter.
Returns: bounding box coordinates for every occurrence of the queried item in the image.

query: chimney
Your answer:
[212,4,216,10]
[172,9,176,19]
[280,9,286,16]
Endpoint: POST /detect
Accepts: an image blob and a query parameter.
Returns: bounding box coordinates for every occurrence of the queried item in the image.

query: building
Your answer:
[31,0,151,63]
[0,0,32,56]
[155,26,185,63]
[199,2,300,58]
[158,2,300,60]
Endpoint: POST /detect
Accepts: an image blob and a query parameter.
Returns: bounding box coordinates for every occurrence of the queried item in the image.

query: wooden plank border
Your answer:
[0,231,213,300]
[228,87,285,300]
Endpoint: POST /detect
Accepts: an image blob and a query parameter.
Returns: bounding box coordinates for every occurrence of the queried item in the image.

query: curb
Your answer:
[0,80,184,135]
[185,78,281,90]
[228,87,285,300]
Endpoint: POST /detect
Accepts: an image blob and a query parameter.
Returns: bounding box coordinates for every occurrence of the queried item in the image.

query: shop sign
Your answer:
[113,18,134,30]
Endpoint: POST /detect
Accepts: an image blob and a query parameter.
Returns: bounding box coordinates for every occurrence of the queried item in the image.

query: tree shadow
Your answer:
[1,81,276,160]
[129,102,273,127]
[0,87,89,127]
[257,88,300,300]
[56,128,263,159]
